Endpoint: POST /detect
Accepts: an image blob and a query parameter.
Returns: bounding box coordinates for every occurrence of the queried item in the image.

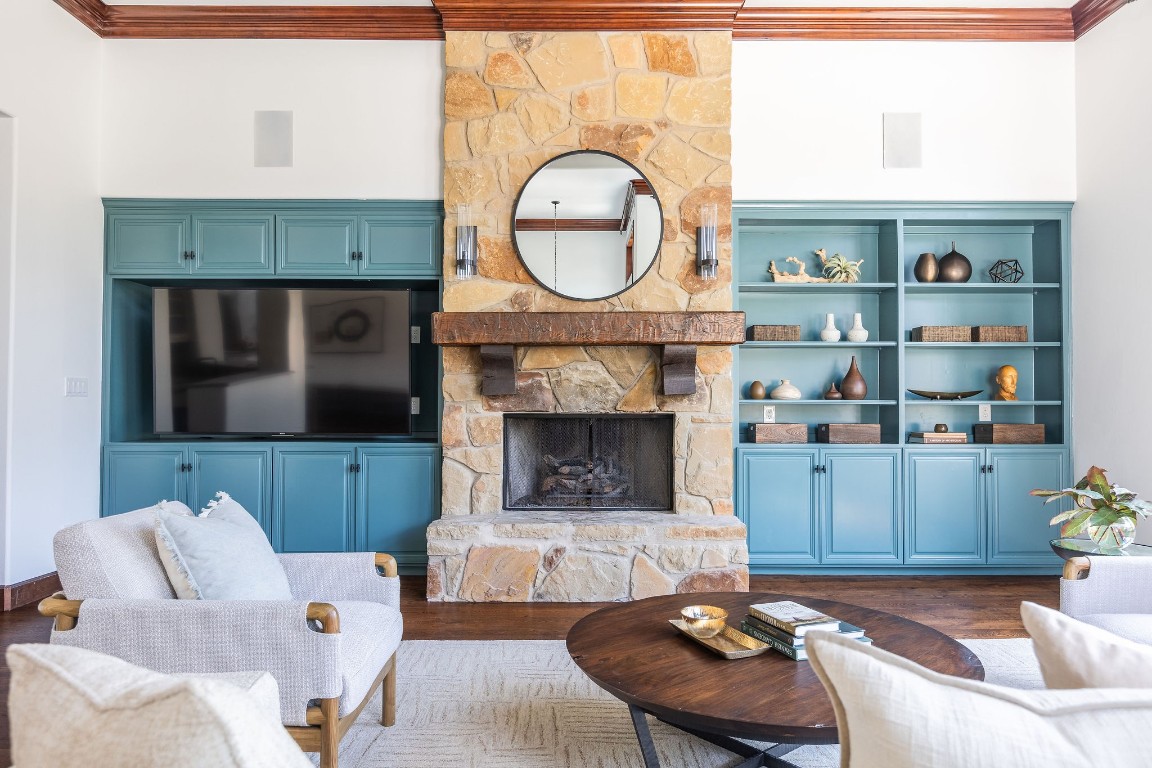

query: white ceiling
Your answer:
[108,0,1079,9]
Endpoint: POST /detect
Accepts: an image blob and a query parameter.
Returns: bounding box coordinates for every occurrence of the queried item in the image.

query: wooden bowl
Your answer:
[680,605,728,638]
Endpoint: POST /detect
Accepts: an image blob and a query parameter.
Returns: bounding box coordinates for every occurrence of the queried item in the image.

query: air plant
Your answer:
[817,248,864,283]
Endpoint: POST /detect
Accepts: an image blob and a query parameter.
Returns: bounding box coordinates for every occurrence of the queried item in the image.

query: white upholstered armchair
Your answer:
[39,504,402,768]
[1061,555,1152,644]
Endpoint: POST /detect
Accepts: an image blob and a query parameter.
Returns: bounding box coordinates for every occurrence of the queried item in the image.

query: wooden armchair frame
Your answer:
[40,552,399,768]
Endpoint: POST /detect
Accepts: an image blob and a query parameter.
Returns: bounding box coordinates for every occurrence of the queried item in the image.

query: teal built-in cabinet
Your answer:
[101,199,443,571]
[734,202,1072,574]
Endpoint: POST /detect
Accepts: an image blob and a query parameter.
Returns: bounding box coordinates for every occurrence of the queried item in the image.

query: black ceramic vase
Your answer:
[914,252,939,283]
[840,356,868,400]
[938,241,972,283]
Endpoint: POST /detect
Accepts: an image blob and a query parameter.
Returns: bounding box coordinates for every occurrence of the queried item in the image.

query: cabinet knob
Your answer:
[987,464,995,474]
[980,465,987,473]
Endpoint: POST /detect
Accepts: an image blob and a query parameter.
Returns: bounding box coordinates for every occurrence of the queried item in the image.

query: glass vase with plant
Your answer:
[1031,466,1152,550]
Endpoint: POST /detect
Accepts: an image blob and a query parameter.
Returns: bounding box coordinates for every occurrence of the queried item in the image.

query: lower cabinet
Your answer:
[905,447,1066,566]
[739,445,1066,570]
[103,443,439,566]
[739,448,901,567]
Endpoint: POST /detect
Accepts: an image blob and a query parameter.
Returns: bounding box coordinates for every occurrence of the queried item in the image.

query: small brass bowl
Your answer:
[680,605,728,638]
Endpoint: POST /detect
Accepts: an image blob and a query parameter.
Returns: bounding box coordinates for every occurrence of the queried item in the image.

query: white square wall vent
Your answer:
[883,112,922,169]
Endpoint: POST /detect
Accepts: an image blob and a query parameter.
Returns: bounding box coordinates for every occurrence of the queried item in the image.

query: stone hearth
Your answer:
[426,511,748,602]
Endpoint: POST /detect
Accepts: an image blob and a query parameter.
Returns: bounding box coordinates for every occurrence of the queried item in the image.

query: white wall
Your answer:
[0,0,104,584]
[732,41,1076,201]
[100,39,443,199]
[1072,0,1152,539]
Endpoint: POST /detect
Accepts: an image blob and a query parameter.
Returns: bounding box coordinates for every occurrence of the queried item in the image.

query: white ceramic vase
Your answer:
[770,379,802,400]
[819,314,841,342]
[846,313,869,343]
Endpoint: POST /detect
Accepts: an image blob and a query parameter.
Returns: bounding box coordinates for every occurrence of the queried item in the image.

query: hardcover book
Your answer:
[747,601,840,636]
[743,615,867,647]
[741,622,873,661]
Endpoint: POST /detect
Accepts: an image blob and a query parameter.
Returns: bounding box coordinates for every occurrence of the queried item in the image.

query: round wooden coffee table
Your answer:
[567,592,983,768]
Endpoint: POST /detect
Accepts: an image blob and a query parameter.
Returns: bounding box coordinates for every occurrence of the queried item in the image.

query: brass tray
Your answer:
[668,619,771,659]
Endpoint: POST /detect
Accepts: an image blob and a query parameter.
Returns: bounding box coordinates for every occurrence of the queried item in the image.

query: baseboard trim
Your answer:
[2,571,61,611]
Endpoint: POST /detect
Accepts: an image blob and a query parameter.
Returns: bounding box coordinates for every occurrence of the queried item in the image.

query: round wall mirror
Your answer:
[512,150,663,301]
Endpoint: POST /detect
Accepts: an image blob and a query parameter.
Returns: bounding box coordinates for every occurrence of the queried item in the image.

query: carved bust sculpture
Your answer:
[994,364,1019,401]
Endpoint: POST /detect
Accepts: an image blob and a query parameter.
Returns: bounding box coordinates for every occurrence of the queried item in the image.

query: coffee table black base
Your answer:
[629,704,805,768]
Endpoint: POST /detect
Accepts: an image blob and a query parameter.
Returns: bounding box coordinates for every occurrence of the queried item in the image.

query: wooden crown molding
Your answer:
[434,0,744,31]
[50,0,1129,44]
[55,1,444,39]
[734,6,1073,41]
[1071,0,1132,37]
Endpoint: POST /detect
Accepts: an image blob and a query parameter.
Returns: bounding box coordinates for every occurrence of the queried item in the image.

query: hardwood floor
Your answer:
[0,574,1057,764]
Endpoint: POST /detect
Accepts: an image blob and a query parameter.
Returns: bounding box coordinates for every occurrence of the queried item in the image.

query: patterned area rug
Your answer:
[316,638,1042,768]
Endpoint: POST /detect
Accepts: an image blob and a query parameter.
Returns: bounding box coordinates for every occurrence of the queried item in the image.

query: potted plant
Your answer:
[1031,466,1152,550]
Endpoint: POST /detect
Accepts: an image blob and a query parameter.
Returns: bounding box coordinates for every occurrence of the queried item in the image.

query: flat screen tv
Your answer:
[154,287,412,436]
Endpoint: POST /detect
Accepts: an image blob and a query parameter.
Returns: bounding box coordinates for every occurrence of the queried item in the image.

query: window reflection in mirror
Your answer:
[512,151,663,301]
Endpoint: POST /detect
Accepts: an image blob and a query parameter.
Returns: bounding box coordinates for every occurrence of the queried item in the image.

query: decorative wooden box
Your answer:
[911,326,971,342]
[973,423,1044,444]
[816,423,881,444]
[750,423,808,444]
[971,325,1028,342]
[748,325,801,342]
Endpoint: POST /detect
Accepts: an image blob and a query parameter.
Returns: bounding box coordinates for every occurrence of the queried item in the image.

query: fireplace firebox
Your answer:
[503,414,674,511]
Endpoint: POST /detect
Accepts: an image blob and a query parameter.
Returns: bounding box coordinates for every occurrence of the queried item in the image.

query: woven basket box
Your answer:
[816,423,881,444]
[971,325,1028,342]
[750,423,807,444]
[973,423,1044,444]
[911,326,971,342]
[748,325,801,342]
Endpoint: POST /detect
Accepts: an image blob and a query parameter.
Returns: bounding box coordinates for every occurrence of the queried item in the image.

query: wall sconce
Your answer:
[696,203,718,280]
[455,204,478,279]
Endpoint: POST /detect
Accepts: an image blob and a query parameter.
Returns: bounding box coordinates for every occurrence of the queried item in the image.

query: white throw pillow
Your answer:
[1021,600,1152,689]
[7,643,312,768]
[154,491,292,600]
[806,631,1152,768]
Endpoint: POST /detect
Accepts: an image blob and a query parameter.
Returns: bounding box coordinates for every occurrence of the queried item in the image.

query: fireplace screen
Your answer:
[504,414,674,511]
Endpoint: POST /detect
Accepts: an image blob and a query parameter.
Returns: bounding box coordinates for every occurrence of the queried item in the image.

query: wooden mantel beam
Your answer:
[434,311,744,397]
[432,311,745,347]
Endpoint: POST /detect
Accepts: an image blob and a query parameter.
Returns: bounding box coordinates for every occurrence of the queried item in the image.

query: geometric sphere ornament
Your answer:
[988,258,1025,283]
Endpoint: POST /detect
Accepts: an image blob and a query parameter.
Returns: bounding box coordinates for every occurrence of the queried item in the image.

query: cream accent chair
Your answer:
[7,643,313,768]
[1061,555,1152,644]
[39,503,402,768]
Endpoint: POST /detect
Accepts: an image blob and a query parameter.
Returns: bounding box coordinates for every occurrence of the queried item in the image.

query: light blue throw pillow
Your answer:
[153,492,292,600]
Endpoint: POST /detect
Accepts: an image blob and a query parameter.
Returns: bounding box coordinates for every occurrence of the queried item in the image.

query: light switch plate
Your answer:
[763,406,775,424]
[978,403,992,422]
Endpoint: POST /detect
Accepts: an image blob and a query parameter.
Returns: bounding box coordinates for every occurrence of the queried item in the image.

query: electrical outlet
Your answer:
[410,325,421,344]
[411,397,421,415]
[978,403,992,422]
[763,405,775,424]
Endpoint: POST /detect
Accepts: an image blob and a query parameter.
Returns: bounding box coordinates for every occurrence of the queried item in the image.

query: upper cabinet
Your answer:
[108,211,275,275]
[105,200,442,278]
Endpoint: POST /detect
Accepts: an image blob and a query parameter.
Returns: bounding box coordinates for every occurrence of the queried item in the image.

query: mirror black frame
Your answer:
[511,149,664,302]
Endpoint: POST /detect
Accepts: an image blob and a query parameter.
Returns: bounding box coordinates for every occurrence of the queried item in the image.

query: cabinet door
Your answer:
[987,449,1067,564]
[739,450,820,565]
[189,446,273,536]
[191,214,275,274]
[107,214,190,274]
[360,217,440,275]
[358,447,438,566]
[103,446,187,516]
[823,450,902,564]
[905,450,985,564]
[273,448,355,552]
[276,215,358,275]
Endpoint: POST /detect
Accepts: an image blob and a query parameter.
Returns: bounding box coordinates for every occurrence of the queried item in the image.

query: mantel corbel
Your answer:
[432,311,746,397]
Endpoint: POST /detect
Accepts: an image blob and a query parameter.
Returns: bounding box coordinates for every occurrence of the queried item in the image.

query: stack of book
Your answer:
[739,600,873,661]
[907,431,968,444]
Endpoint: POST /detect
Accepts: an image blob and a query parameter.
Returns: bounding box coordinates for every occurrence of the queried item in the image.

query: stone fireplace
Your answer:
[427,29,748,602]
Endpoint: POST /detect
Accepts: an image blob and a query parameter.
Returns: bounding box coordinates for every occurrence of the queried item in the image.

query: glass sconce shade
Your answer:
[696,203,718,280]
[456,204,478,279]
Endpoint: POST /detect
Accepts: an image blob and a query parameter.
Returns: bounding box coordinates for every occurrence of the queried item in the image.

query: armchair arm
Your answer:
[1060,556,1152,619]
[277,552,399,608]
[40,596,343,727]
